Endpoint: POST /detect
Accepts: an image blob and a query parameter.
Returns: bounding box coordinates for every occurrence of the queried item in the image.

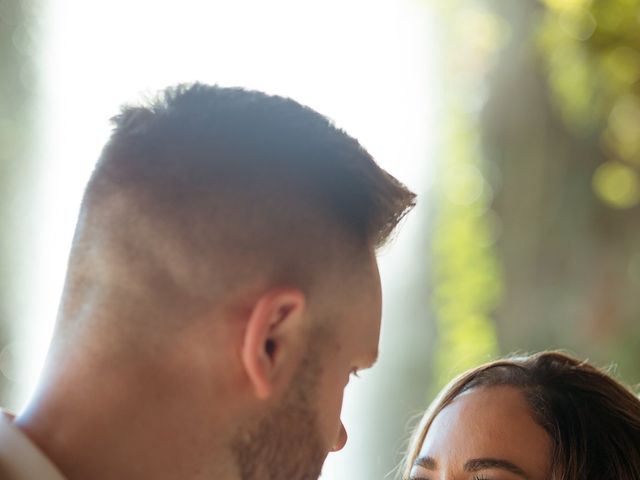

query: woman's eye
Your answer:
[350,369,361,379]
[410,474,492,480]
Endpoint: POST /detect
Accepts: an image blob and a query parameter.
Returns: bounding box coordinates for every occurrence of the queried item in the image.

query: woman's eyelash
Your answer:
[350,369,361,379]
[410,476,488,480]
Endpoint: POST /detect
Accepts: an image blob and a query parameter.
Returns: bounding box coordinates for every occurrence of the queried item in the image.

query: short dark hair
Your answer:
[62,83,415,322]
[404,351,640,479]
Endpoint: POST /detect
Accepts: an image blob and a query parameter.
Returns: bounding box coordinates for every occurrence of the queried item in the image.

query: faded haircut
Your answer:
[60,83,415,325]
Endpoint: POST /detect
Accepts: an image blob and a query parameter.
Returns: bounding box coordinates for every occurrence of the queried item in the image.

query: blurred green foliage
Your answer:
[429,0,640,395]
[481,0,640,384]
[539,0,640,209]
[430,1,506,390]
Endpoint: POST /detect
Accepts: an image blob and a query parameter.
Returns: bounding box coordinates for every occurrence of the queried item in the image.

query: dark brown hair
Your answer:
[62,83,415,323]
[98,84,414,247]
[404,351,640,480]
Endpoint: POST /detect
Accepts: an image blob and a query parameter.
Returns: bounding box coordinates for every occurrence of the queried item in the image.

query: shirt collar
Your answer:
[0,411,67,480]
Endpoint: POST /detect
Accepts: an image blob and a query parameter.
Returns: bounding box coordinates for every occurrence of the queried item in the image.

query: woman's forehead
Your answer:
[417,386,552,479]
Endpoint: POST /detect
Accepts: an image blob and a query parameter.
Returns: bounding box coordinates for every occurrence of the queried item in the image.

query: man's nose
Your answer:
[331,421,348,452]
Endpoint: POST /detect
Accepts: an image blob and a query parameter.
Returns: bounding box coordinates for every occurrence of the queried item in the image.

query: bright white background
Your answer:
[10,1,439,478]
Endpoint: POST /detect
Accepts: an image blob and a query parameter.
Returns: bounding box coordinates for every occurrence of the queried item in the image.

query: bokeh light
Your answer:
[593,161,640,209]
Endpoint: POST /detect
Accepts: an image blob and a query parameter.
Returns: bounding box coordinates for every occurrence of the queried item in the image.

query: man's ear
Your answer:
[241,288,306,400]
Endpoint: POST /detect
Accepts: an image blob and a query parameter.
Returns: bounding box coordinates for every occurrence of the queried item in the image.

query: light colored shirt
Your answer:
[0,411,67,480]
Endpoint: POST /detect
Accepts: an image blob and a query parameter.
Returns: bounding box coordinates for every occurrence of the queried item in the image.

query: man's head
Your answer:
[38,84,415,479]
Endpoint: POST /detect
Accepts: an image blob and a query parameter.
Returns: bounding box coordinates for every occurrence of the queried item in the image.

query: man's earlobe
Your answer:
[241,288,306,399]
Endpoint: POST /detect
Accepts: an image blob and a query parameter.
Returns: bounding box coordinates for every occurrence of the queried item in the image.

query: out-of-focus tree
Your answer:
[479,0,640,382]
[426,0,639,401]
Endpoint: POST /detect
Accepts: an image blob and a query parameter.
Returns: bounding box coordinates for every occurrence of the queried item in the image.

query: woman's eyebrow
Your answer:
[464,458,530,479]
[413,455,437,469]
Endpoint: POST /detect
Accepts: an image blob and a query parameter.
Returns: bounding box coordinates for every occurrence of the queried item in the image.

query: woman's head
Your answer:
[404,351,640,480]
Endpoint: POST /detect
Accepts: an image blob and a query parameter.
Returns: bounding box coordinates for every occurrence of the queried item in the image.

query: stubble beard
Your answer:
[231,348,328,480]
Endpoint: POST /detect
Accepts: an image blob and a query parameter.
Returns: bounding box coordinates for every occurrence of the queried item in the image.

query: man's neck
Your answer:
[15,356,241,480]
